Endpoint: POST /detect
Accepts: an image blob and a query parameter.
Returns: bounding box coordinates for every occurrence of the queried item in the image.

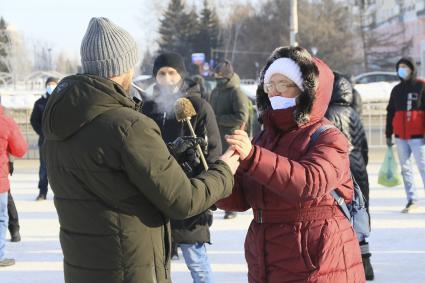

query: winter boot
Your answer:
[362,253,374,280]
[35,193,46,201]
[10,230,21,242]
[401,201,418,213]
[171,240,179,260]
[360,241,374,280]
[224,211,237,219]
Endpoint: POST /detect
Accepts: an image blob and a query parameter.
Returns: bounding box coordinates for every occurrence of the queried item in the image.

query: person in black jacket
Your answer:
[30,77,58,201]
[140,52,221,283]
[325,72,374,281]
[386,57,425,213]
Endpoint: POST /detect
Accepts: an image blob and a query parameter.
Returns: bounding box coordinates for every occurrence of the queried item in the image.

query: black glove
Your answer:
[167,136,206,157]
[184,210,213,229]
[167,136,207,176]
[8,162,14,176]
[386,137,393,147]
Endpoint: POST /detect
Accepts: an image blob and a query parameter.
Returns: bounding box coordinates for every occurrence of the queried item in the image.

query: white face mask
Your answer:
[269,96,298,110]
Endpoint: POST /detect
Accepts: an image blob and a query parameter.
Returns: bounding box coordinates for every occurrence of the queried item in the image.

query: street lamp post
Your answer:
[290,0,298,47]
[48,48,52,70]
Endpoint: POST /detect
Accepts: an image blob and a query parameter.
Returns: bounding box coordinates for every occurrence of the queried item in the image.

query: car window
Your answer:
[357,76,371,84]
[383,75,398,82]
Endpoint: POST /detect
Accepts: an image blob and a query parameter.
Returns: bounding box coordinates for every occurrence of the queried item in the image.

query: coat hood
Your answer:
[215,73,241,90]
[256,46,334,125]
[396,57,417,80]
[330,72,353,106]
[42,74,136,141]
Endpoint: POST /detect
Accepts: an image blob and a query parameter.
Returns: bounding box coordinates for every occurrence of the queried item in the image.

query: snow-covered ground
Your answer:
[0,159,424,283]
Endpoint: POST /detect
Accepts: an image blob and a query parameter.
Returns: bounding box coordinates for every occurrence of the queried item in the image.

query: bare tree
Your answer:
[0,21,32,85]
[55,52,79,75]
[356,0,412,71]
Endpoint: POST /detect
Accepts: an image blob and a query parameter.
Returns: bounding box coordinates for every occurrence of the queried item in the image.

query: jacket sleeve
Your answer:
[385,88,396,138]
[120,117,234,219]
[215,170,251,212]
[238,128,351,203]
[216,89,249,128]
[30,100,42,136]
[7,118,28,158]
[196,100,222,162]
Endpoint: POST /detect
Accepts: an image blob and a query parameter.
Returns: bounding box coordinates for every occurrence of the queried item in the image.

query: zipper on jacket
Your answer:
[163,222,170,279]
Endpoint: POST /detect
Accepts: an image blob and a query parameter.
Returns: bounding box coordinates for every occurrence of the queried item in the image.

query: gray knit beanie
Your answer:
[80,17,139,78]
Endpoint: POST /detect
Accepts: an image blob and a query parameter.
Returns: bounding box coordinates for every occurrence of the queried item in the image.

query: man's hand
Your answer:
[219,148,240,175]
[8,162,14,176]
[167,136,207,175]
[386,137,393,147]
[167,136,206,158]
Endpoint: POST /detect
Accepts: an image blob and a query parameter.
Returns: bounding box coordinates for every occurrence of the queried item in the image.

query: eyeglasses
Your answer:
[263,82,297,94]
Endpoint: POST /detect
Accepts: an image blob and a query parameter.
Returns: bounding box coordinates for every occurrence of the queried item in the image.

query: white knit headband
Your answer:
[264,58,304,91]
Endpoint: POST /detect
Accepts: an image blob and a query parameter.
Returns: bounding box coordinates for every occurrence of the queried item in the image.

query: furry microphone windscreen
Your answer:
[174,98,197,122]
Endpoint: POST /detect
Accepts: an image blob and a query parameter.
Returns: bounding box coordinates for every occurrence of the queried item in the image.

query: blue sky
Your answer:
[1,0,167,59]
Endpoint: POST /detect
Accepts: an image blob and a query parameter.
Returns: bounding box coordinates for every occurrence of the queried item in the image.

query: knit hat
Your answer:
[264,58,304,91]
[214,61,234,79]
[153,52,186,77]
[45,77,58,86]
[80,17,139,78]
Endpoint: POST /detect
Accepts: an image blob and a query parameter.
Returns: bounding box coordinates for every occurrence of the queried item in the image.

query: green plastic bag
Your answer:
[378,146,402,187]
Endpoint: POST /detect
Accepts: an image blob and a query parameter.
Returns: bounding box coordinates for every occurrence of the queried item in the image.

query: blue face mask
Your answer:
[269,96,298,110]
[46,85,56,95]
[398,67,411,80]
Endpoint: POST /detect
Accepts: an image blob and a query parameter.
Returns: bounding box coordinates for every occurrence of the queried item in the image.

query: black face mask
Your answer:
[215,78,229,85]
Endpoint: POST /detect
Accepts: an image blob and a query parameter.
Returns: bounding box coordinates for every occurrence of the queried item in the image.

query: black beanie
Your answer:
[153,52,186,77]
[45,77,58,86]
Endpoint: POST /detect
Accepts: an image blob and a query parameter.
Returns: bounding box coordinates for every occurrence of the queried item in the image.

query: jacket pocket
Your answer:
[301,221,329,272]
[301,227,317,272]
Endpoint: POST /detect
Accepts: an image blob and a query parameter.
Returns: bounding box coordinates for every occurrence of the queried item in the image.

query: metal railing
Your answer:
[4,100,389,159]
[361,100,388,149]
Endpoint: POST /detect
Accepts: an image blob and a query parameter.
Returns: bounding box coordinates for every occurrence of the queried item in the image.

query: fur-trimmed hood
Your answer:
[256,46,334,125]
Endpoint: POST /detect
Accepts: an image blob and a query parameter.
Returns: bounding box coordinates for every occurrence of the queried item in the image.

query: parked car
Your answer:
[353,71,399,84]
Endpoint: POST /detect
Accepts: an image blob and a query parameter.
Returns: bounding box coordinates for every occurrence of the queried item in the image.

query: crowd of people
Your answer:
[1,16,424,283]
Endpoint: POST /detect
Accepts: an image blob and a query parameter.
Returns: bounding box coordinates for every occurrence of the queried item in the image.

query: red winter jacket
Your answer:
[217,57,364,282]
[0,106,27,193]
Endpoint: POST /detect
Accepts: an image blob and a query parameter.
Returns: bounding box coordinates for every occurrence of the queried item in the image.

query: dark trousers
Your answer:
[38,148,48,195]
[7,191,19,234]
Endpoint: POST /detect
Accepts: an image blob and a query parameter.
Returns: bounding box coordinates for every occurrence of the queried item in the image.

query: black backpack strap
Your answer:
[309,124,351,220]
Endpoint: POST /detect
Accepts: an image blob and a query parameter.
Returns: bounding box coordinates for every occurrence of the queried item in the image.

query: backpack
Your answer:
[309,124,370,241]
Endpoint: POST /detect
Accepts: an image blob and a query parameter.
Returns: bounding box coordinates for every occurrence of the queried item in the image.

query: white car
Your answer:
[353,71,399,84]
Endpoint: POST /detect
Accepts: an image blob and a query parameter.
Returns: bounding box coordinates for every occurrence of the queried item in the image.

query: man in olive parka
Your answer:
[210,61,249,220]
[41,17,238,283]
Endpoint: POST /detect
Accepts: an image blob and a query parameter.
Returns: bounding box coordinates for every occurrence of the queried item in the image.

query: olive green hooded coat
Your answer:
[210,73,250,151]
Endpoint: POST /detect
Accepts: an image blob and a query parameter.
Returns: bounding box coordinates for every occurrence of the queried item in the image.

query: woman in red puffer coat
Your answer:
[217,46,365,283]
[0,106,27,194]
